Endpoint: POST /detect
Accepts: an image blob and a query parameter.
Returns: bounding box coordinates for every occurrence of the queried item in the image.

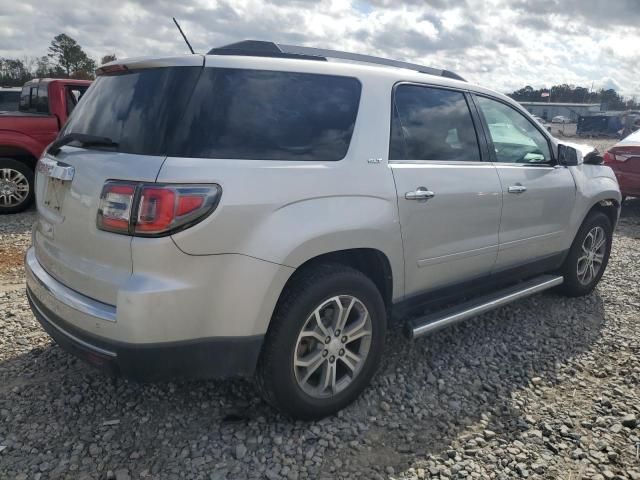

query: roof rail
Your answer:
[207,40,465,82]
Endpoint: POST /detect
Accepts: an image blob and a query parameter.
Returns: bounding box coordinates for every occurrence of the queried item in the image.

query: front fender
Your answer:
[568,164,621,234]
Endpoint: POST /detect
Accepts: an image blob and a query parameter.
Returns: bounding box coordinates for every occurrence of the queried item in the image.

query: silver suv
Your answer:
[25,41,621,419]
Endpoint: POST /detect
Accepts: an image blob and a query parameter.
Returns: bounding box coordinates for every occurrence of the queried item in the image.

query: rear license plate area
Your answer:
[43,177,70,213]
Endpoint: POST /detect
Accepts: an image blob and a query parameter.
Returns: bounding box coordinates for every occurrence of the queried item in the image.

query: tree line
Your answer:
[0,34,116,87]
[508,84,638,111]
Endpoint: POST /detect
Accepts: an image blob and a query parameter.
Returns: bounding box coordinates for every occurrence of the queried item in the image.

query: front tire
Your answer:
[0,158,34,214]
[558,211,612,297]
[256,264,386,420]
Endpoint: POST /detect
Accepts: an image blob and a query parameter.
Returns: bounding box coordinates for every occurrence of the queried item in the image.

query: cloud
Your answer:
[0,0,638,97]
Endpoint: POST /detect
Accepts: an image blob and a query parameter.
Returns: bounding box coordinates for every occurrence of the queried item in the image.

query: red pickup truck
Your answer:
[0,78,91,213]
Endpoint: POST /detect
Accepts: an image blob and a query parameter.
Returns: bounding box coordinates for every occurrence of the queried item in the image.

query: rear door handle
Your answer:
[405,187,436,201]
[507,185,527,194]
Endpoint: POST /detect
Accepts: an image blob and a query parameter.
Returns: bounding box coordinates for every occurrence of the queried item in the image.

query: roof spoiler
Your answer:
[207,40,465,82]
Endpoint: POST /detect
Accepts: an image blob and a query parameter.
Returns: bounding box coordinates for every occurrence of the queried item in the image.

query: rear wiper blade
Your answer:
[47,133,119,156]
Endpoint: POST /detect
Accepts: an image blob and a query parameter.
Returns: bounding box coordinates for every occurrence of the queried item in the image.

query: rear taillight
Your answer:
[97,182,137,234]
[97,181,221,236]
[604,146,640,163]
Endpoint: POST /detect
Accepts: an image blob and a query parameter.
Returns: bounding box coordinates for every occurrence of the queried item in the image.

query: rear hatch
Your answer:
[33,56,204,305]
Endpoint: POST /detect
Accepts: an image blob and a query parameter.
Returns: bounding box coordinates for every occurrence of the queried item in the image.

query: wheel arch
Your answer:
[0,145,39,171]
[584,198,620,231]
[279,248,394,312]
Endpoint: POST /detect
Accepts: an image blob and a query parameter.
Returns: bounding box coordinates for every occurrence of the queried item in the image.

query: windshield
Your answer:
[62,66,362,161]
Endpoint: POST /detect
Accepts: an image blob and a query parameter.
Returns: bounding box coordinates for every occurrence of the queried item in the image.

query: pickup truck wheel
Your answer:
[256,264,386,420]
[559,211,612,297]
[0,158,34,214]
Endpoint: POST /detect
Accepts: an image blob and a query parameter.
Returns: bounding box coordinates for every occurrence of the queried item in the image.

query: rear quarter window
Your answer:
[169,69,362,161]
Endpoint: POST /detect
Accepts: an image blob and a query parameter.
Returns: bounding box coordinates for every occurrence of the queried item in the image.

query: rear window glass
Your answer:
[61,67,202,156]
[62,67,361,160]
[36,84,49,113]
[169,69,361,161]
[19,86,36,112]
[17,84,49,114]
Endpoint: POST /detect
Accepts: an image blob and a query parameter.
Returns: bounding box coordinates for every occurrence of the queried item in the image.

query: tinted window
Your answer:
[169,69,361,161]
[475,96,552,164]
[36,84,49,113]
[62,67,201,156]
[19,86,36,112]
[390,85,480,161]
[65,85,89,115]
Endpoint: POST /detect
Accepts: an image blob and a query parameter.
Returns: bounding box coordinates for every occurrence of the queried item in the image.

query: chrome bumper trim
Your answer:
[25,247,117,323]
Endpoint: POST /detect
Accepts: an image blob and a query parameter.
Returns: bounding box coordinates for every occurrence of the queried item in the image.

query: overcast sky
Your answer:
[1,0,638,97]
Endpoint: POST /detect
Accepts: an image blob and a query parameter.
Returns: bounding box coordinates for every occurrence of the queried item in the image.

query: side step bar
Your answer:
[408,275,564,339]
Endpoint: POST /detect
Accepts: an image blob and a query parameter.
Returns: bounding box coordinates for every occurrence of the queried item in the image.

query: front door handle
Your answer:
[405,187,436,201]
[507,185,527,194]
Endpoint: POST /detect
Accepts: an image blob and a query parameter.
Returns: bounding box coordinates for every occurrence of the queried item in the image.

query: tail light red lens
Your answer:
[603,151,615,164]
[97,182,137,234]
[136,187,177,233]
[97,181,221,236]
[604,146,640,163]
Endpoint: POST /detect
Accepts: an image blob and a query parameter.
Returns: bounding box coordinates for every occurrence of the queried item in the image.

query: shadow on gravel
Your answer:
[0,288,606,477]
[620,198,640,223]
[0,208,36,236]
[335,291,607,474]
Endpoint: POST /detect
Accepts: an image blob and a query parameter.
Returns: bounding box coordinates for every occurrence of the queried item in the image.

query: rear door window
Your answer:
[390,84,481,161]
[169,69,362,161]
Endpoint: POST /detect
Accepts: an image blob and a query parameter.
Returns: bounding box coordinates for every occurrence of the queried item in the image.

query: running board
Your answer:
[408,275,563,339]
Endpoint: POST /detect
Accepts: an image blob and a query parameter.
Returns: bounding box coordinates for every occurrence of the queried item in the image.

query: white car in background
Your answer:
[532,115,552,131]
[552,115,571,124]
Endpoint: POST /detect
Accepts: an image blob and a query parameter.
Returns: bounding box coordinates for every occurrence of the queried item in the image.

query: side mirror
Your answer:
[558,144,578,166]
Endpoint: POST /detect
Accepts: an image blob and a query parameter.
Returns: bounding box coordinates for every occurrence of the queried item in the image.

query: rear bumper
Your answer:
[25,248,263,381]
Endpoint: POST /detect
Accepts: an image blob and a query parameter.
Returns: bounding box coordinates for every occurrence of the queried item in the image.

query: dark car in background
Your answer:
[0,87,21,111]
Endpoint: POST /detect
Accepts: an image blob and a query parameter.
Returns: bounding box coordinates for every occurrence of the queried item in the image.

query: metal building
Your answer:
[519,102,600,122]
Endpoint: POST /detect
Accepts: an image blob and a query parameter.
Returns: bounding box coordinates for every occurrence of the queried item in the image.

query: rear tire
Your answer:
[558,211,612,297]
[0,158,34,214]
[256,264,386,420]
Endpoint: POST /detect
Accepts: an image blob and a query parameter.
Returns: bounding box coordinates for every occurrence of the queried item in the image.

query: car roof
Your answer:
[107,52,516,106]
[620,128,640,144]
[23,78,91,87]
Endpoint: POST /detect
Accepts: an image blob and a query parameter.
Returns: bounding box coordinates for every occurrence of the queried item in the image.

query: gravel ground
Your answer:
[1,191,639,478]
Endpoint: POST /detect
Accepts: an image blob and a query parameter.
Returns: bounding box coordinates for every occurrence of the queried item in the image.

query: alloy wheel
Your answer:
[293,295,372,398]
[0,168,30,207]
[577,225,606,285]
